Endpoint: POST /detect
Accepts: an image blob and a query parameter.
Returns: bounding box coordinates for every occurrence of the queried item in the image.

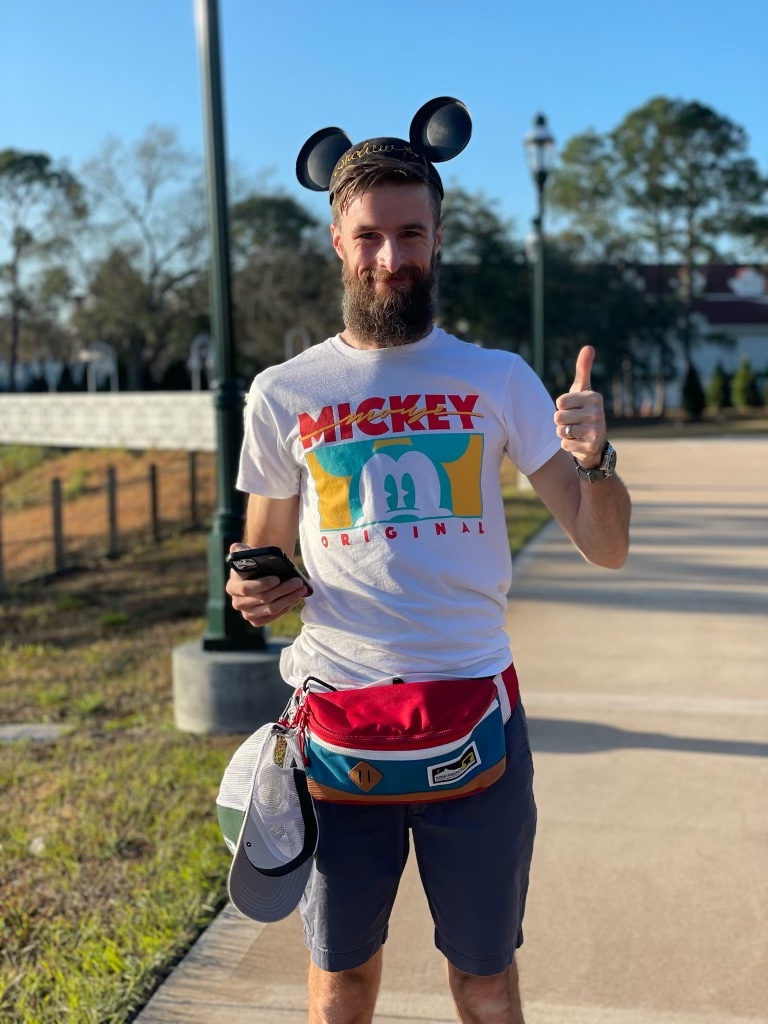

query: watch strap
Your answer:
[574,442,616,483]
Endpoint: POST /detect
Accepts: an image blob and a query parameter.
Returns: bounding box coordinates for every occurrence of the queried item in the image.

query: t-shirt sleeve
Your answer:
[503,357,561,476]
[236,379,301,498]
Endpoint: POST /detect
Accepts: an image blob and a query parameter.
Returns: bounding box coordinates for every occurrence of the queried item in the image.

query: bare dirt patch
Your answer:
[1,449,217,584]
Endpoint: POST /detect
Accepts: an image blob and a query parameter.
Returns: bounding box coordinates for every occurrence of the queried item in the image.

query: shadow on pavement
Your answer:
[528,717,768,758]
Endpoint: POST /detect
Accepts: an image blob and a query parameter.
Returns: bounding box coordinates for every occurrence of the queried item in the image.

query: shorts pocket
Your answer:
[508,703,534,780]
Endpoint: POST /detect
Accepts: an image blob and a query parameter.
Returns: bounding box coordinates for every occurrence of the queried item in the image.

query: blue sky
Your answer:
[2,0,766,236]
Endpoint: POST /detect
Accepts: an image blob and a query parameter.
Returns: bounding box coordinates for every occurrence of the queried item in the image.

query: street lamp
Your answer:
[173,0,293,738]
[193,0,263,652]
[524,113,556,383]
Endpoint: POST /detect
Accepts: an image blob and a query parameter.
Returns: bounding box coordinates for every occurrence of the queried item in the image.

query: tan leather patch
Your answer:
[348,761,383,792]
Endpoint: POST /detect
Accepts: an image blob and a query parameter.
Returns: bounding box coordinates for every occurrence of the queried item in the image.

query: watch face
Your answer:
[602,444,617,474]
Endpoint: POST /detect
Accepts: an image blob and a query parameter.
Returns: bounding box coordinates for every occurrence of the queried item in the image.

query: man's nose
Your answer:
[377,238,402,273]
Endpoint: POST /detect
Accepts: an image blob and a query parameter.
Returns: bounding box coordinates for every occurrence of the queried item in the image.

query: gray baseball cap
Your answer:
[217,723,318,923]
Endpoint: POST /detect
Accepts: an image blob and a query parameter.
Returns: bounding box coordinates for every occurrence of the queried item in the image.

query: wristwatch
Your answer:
[575,442,617,483]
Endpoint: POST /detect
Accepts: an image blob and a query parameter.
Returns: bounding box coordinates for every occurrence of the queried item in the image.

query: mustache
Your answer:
[360,266,424,285]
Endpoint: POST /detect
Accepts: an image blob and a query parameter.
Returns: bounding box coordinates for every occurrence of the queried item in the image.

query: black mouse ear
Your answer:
[296,128,353,191]
[410,97,472,163]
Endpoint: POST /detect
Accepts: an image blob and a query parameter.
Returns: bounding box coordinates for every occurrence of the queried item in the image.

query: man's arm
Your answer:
[242,492,301,552]
[527,345,631,570]
[528,450,631,569]
[225,493,308,627]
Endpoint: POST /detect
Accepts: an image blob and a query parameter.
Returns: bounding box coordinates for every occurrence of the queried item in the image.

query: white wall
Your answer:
[0,393,222,451]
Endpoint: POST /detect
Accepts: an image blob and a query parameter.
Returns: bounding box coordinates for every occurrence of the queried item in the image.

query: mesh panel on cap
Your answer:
[216,723,273,814]
[251,731,307,863]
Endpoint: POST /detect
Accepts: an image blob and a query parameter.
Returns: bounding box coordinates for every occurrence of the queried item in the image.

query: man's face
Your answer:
[330,182,443,348]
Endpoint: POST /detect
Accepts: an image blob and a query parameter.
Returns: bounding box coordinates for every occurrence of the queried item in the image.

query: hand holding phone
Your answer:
[226,546,313,596]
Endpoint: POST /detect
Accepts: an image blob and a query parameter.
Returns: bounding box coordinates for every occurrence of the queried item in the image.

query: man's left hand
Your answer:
[554,345,607,470]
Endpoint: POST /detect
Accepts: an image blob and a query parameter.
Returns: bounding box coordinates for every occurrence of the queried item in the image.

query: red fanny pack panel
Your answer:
[305,676,499,751]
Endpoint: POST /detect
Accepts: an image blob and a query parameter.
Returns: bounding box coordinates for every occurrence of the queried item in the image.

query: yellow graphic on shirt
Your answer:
[305,434,483,531]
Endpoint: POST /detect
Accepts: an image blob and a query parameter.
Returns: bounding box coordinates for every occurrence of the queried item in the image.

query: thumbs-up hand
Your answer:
[554,345,607,469]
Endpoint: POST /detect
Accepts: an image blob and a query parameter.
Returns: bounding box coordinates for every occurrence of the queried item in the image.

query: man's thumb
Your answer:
[569,346,595,393]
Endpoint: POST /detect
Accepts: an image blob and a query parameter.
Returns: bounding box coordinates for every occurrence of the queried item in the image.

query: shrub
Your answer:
[706,363,732,411]
[681,361,706,420]
[731,357,762,409]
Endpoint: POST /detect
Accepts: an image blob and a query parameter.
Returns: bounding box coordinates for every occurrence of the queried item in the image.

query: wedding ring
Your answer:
[565,425,573,439]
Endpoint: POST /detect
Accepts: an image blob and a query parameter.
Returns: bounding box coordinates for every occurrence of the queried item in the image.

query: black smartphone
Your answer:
[225,546,313,596]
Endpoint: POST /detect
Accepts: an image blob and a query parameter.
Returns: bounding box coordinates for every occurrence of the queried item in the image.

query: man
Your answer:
[227,100,631,1024]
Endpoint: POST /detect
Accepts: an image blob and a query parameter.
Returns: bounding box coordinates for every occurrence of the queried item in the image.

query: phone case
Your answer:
[226,547,313,595]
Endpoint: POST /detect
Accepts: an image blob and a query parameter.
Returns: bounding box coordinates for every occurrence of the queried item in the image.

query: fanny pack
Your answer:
[282,665,519,805]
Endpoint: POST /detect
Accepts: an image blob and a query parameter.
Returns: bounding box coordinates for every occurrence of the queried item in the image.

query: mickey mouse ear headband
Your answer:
[296,97,472,201]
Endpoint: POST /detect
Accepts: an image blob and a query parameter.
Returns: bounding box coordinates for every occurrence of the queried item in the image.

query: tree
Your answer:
[547,131,632,262]
[706,363,732,411]
[230,192,340,372]
[76,247,209,389]
[0,150,85,389]
[548,98,767,397]
[540,242,663,408]
[437,188,529,351]
[681,361,706,420]
[79,126,209,387]
[613,99,764,354]
[230,194,320,263]
[555,98,768,268]
[731,356,762,409]
[730,211,768,261]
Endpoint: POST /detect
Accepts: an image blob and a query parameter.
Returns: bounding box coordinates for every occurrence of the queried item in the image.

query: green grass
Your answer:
[0,732,230,1023]
[502,488,552,555]
[0,487,551,1023]
[0,445,52,485]
[0,533,234,1024]
[62,466,93,499]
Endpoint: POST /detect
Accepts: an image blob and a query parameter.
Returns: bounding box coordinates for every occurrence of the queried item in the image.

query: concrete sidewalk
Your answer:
[136,437,768,1024]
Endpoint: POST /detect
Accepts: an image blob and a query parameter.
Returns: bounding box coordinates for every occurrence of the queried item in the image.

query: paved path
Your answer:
[136,437,768,1024]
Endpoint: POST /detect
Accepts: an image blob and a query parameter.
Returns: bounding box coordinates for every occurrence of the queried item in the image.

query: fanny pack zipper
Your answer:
[306,699,500,759]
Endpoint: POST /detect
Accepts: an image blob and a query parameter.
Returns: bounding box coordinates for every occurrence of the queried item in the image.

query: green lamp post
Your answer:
[194,0,264,651]
[524,113,556,385]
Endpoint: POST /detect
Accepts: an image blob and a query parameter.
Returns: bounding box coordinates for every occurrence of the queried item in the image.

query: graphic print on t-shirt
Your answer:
[298,392,486,532]
[305,433,483,530]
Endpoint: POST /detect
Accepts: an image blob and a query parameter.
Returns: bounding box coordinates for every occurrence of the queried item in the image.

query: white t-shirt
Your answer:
[237,327,560,688]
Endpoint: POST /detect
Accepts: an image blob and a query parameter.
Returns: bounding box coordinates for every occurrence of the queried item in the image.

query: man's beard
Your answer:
[341,256,438,348]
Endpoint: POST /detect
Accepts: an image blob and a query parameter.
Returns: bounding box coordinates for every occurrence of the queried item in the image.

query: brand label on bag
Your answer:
[427,742,481,787]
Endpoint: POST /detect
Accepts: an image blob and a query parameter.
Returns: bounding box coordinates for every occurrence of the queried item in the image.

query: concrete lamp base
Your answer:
[172,639,292,735]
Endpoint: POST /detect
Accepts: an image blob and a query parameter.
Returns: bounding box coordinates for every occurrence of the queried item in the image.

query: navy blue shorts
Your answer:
[299,702,537,976]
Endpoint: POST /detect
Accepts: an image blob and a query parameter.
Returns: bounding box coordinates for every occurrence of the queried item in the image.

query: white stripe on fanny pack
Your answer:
[494,673,512,723]
[307,698,501,761]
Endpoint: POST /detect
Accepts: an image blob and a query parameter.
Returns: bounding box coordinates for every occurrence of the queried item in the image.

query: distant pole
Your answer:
[194,0,264,650]
[532,197,545,383]
[524,113,556,386]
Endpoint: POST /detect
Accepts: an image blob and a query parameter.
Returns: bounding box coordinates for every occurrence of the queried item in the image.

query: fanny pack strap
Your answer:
[495,664,519,723]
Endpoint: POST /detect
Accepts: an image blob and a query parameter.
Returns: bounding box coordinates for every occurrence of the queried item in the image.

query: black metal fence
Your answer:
[0,452,217,594]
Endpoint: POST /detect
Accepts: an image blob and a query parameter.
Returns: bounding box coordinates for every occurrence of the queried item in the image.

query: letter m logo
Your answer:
[299,407,337,449]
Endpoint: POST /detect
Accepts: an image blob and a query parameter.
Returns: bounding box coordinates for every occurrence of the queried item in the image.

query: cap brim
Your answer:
[228,845,314,923]
[227,768,318,923]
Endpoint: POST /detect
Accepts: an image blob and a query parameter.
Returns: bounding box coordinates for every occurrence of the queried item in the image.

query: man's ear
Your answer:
[330,223,345,261]
[434,222,444,256]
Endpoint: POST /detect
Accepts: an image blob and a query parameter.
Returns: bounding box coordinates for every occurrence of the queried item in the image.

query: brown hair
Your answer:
[331,160,442,227]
